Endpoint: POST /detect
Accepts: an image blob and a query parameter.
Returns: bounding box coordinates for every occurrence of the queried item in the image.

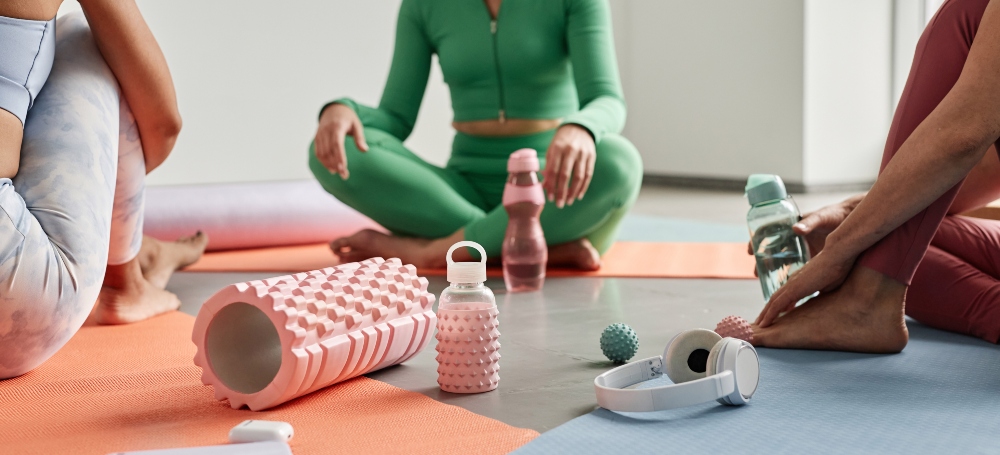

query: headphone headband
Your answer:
[594,334,759,412]
[593,356,736,412]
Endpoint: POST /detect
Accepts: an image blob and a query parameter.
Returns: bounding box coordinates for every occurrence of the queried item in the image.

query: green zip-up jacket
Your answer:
[329,0,626,144]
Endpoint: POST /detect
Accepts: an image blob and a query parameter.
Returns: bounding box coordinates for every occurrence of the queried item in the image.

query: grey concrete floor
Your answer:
[168,273,763,433]
[166,185,838,432]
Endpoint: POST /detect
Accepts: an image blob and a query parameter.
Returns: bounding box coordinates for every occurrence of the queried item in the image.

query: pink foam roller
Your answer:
[435,304,501,393]
[715,315,753,343]
[192,257,436,410]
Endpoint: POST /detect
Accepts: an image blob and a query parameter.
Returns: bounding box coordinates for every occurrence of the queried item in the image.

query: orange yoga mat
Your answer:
[0,312,538,455]
[184,241,756,279]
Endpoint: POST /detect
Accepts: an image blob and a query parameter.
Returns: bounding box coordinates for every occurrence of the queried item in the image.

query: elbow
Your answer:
[159,112,182,143]
[944,127,992,164]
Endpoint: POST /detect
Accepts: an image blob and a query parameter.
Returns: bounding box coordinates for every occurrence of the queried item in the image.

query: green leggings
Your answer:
[309,128,643,258]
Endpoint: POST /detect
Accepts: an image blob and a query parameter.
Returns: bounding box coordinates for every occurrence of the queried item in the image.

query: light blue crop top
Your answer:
[0,15,56,126]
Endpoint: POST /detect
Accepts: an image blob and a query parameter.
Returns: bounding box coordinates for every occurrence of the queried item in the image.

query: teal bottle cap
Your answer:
[746,174,788,206]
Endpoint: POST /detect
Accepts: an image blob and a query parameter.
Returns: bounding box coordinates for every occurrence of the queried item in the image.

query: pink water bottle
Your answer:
[502,148,547,292]
[436,241,500,393]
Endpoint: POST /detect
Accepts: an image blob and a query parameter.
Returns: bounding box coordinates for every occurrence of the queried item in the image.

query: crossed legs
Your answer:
[310,127,642,269]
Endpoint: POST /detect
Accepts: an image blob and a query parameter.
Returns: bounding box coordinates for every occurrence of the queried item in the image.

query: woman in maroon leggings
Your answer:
[753,0,1000,352]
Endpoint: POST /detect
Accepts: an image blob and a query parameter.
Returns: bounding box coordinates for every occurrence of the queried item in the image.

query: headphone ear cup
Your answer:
[711,338,758,406]
[663,329,722,384]
[705,338,727,377]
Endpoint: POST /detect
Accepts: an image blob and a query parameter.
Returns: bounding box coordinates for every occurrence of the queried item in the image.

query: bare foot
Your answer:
[549,238,601,271]
[751,265,909,353]
[139,233,209,289]
[331,229,602,271]
[89,257,181,325]
[331,229,451,268]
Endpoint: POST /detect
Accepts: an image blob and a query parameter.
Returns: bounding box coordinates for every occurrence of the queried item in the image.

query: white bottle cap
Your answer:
[446,241,487,284]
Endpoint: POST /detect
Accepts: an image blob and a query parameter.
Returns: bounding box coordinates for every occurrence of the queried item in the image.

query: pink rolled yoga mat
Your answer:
[144,180,382,251]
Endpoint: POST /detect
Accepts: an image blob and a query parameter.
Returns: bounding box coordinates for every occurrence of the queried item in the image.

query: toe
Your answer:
[330,237,350,252]
[338,251,369,264]
[749,323,769,347]
[192,231,209,248]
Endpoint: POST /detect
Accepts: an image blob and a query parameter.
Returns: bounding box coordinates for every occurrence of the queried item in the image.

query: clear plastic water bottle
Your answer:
[502,148,547,292]
[746,174,810,301]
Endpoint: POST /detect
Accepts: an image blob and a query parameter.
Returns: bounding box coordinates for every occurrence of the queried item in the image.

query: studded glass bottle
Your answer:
[435,241,501,393]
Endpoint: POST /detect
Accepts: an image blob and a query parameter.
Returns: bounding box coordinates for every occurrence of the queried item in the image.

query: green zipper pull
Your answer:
[491,20,497,34]
[499,109,506,122]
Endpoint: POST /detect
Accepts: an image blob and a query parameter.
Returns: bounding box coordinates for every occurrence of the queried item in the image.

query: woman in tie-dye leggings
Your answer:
[0,8,206,378]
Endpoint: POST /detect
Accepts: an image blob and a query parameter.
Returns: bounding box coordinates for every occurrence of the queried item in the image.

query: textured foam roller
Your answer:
[192,257,436,410]
[145,180,382,251]
[435,305,501,393]
[715,315,753,343]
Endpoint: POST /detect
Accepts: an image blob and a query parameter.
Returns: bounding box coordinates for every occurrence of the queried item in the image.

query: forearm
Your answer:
[140,131,178,173]
[80,0,181,173]
[825,2,1000,259]
[565,0,626,144]
[827,118,992,259]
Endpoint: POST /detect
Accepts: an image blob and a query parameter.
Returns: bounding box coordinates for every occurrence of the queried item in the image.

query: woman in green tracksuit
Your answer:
[310,0,642,269]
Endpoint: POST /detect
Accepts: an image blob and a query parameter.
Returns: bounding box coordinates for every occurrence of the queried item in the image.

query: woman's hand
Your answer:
[794,193,866,255]
[754,244,857,328]
[750,194,866,327]
[314,103,369,179]
[542,124,596,208]
[747,194,864,263]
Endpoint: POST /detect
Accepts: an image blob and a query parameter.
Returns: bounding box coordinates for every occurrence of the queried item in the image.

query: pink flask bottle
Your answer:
[436,241,500,394]
[502,148,547,292]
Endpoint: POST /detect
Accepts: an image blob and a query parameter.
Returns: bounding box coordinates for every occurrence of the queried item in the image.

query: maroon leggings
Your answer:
[857,0,1000,343]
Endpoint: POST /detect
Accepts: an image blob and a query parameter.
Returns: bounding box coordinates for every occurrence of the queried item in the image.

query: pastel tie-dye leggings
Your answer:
[0,13,144,378]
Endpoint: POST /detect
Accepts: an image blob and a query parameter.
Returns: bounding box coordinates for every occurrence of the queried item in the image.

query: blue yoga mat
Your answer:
[514,321,1000,455]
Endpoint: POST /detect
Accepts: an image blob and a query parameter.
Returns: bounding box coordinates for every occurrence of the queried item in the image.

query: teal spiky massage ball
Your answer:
[600,323,639,363]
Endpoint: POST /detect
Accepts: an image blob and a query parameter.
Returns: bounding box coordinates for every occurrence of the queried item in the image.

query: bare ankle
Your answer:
[103,257,144,290]
[847,266,907,310]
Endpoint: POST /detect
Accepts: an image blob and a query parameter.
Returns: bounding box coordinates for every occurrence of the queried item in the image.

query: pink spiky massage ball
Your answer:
[715,315,753,343]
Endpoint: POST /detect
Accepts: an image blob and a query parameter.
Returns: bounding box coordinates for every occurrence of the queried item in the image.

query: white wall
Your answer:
[893,0,923,104]
[801,0,892,186]
[62,0,914,190]
[63,0,455,186]
[617,0,896,189]
[618,1,806,183]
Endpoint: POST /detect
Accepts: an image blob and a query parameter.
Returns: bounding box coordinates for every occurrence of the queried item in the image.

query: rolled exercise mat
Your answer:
[144,180,382,251]
[193,257,436,410]
[0,313,538,455]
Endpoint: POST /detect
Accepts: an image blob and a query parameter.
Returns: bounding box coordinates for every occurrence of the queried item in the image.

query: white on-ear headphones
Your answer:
[594,329,760,412]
